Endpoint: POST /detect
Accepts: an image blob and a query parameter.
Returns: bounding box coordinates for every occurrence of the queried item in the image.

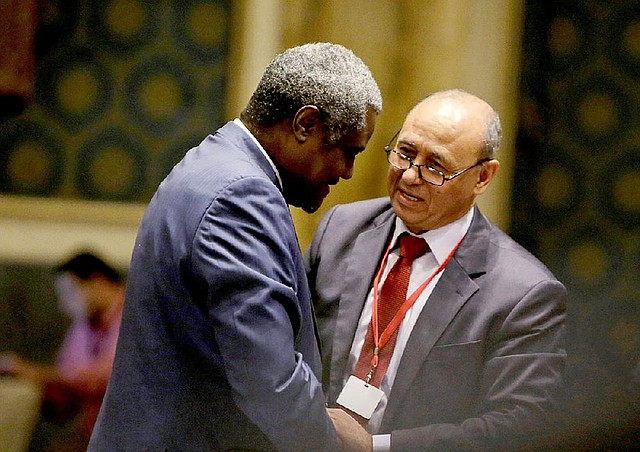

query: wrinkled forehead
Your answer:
[401,98,488,150]
[410,96,489,125]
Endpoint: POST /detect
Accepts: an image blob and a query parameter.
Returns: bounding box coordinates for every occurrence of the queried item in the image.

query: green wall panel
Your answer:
[0,0,230,202]
[515,0,640,436]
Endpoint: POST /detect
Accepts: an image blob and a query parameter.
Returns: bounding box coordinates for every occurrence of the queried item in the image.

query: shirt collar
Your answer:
[233,118,283,189]
[392,207,474,264]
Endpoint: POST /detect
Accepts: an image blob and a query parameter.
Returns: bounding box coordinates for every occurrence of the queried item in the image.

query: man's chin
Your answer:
[297,195,324,213]
[288,187,329,213]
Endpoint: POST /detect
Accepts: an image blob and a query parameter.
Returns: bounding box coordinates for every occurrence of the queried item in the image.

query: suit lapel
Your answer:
[380,260,479,428]
[380,208,491,430]
[328,216,394,403]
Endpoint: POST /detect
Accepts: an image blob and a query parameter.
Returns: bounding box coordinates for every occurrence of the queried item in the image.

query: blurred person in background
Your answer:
[1,252,124,450]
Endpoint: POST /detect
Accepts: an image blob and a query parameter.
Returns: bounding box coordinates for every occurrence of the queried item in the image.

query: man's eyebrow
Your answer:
[396,140,455,169]
[397,138,415,148]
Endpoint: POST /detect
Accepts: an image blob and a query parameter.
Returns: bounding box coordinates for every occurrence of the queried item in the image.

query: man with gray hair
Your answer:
[89,42,382,451]
[306,89,566,450]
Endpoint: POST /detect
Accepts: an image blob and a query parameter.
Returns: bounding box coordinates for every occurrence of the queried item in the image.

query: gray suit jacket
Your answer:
[90,122,339,451]
[305,197,567,451]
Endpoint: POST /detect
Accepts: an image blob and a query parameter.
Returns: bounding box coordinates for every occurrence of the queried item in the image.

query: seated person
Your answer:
[1,252,124,447]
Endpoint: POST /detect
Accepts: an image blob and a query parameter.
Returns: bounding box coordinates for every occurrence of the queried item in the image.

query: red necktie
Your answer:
[353,233,429,392]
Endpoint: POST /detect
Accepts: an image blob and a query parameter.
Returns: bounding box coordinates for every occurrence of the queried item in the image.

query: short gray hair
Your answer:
[482,111,501,159]
[241,43,382,144]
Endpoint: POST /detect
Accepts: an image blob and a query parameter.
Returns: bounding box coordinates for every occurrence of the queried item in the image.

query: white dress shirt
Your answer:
[342,208,474,450]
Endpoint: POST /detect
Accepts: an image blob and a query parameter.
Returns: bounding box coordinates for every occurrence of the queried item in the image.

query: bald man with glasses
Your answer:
[305,89,567,451]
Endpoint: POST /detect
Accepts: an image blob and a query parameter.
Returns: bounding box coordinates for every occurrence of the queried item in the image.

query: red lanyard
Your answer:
[368,234,466,370]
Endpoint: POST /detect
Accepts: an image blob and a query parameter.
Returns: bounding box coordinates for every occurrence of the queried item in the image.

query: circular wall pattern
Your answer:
[0,120,65,195]
[567,241,608,284]
[88,0,159,53]
[536,164,574,208]
[123,56,197,135]
[547,1,594,73]
[173,0,229,63]
[0,0,230,203]
[37,47,114,132]
[76,128,147,200]
[565,74,630,148]
[599,152,640,229]
[552,225,622,294]
[534,151,584,224]
[608,4,640,77]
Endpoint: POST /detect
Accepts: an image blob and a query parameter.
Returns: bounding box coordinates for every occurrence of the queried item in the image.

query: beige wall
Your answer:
[245,0,526,250]
[0,0,524,266]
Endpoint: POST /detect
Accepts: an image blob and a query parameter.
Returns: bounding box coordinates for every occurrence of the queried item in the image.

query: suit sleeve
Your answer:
[190,176,339,452]
[391,279,567,451]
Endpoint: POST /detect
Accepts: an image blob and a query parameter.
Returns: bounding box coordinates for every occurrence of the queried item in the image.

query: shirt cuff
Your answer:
[372,434,391,451]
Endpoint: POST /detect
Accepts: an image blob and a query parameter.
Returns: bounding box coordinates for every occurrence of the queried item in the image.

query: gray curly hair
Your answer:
[241,42,382,145]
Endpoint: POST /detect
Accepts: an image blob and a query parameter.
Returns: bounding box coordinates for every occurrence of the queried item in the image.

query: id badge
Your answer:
[336,375,384,419]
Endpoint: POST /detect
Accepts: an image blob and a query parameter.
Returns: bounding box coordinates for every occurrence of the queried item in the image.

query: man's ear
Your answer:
[292,105,321,142]
[474,159,500,195]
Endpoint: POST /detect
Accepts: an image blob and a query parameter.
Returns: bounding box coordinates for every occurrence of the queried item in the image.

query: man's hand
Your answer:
[328,407,373,452]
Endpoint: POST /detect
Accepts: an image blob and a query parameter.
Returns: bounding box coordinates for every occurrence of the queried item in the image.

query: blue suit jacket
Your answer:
[305,198,567,451]
[89,122,339,451]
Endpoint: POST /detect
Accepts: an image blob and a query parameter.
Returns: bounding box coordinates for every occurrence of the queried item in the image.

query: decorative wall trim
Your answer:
[0,195,145,226]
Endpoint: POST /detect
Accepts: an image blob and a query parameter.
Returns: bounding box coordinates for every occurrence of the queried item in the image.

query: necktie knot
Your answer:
[399,234,429,262]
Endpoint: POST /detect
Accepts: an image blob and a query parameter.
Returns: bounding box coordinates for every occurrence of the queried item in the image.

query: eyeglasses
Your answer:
[384,130,491,186]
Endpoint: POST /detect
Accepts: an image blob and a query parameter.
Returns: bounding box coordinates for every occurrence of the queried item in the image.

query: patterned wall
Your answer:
[0,0,230,202]
[0,3,229,447]
[514,0,640,434]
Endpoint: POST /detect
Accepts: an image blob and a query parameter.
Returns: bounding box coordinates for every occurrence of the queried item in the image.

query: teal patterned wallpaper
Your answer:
[515,0,640,439]
[0,0,230,202]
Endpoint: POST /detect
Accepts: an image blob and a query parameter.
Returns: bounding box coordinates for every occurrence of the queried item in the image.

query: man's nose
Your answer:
[402,165,422,183]
[340,160,354,179]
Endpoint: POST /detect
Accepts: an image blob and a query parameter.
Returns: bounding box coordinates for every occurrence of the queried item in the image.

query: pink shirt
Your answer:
[55,301,122,436]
